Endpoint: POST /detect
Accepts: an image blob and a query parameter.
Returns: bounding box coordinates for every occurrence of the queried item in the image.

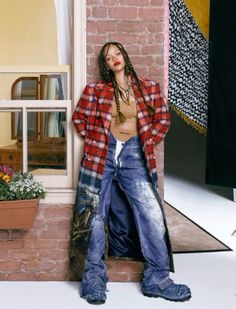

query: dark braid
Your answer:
[98,42,155,122]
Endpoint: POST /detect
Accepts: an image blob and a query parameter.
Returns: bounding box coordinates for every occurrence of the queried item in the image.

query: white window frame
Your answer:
[0,100,72,187]
[0,1,86,204]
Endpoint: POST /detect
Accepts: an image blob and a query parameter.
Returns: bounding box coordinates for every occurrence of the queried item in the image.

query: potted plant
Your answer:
[0,165,46,229]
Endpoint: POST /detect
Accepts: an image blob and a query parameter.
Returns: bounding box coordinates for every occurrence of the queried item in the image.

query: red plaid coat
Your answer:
[70,77,173,277]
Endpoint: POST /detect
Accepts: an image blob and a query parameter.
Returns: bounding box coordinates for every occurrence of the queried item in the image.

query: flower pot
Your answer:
[0,199,38,229]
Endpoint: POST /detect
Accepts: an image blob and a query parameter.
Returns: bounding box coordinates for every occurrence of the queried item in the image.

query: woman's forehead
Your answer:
[104,44,120,56]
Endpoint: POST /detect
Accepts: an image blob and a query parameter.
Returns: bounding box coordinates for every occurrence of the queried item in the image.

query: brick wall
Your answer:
[0,205,72,280]
[87,0,166,197]
[86,0,167,281]
[0,0,167,281]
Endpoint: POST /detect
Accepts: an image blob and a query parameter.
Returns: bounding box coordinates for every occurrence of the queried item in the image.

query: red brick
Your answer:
[38,249,68,260]
[108,33,138,45]
[38,260,55,271]
[0,240,24,250]
[92,7,107,18]
[119,0,150,6]
[102,0,117,5]
[32,219,45,229]
[0,250,9,260]
[108,7,138,19]
[138,7,164,21]
[87,21,98,33]
[0,273,7,280]
[147,22,163,33]
[87,34,106,44]
[22,259,39,271]
[151,0,164,5]
[0,261,22,271]
[107,271,142,282]
[87,0,102,4]
[55,261,70,272]
[7,272,38,281]
[97,21,117,33]
[37,229,70,240]
[149,65,164,77]
[125,45,141,55]
[9,250,37,260]
[142,45,160,55]
[24,239,56,249]
[116,22,146,33]
[38,272,66,281]
[86,7,92,18]
[0,231,10,240]
[58,240,70,249]
[43,206,72,219]
[21,229,39,239]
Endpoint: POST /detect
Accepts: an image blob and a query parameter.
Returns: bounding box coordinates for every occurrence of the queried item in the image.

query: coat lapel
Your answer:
[98,83,113,135]
[133,80,152,140]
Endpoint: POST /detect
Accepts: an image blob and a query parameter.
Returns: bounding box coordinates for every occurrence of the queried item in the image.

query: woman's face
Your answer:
[104,44,126,73]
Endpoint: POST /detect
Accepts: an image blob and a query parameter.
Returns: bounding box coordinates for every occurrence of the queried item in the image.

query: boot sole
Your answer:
[143,291,192,302]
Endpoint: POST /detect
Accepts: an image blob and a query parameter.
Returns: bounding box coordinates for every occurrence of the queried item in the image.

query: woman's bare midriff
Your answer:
[110,116,138,141]
[110,96,138,141]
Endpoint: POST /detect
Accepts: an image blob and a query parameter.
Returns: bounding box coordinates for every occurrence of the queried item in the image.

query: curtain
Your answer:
[54,0,73,65]
[206,0,236,187]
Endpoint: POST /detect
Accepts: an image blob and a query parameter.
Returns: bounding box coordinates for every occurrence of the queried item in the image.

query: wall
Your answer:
[0,0,57,65]
[0,0,58,146]
[87,0,167,197]
[0,0,167,281]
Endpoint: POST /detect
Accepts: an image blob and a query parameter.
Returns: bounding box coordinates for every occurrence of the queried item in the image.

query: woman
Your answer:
[71,42,191,304]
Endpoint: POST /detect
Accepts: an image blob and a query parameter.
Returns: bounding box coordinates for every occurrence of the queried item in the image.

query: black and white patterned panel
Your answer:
[168,0,208,130]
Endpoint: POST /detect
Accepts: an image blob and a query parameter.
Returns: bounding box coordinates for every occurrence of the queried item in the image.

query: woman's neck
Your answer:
[114,71,130,87]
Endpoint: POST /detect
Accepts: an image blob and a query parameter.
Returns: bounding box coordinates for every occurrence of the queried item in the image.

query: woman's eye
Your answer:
[106,57,110,61]
[116,51,121,56]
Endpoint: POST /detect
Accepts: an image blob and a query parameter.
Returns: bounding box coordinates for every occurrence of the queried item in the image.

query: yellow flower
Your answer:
[2,174,10,183]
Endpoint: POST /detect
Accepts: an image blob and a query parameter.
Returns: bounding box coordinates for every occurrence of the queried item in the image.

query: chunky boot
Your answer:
[142,278,191,302]
[81,276,107,305]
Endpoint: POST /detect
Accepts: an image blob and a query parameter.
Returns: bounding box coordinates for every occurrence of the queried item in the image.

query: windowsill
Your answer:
[39,188,76,204]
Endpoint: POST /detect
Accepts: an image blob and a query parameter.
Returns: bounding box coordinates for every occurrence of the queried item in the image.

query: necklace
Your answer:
[117,81,133,105]
[117,79,133,106]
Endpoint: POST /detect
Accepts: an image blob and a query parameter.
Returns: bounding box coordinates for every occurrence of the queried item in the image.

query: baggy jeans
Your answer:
[82,133,171,288]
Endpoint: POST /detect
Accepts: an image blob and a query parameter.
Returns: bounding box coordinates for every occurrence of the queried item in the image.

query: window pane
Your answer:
[0,111,22,172]
[27,111,67,175]
[0,72,69,100]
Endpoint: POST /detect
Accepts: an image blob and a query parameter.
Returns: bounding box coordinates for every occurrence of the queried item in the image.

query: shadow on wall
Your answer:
[164,110,232,199]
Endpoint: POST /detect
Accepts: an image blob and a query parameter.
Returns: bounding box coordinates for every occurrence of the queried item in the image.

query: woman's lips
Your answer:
[114,61,121,66]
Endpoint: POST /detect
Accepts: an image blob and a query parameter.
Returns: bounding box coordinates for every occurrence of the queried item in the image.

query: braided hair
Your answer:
[98,41,155,123]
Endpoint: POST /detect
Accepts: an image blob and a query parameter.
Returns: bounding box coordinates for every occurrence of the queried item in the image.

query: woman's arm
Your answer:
[151,82,171,144]
[72,83,97,139]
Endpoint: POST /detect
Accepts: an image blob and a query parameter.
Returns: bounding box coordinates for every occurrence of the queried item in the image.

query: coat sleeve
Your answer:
[72,84,97,139]
[151,82,171,144]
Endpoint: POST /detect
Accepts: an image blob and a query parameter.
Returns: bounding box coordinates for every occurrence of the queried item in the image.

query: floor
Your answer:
[1,113,236,309]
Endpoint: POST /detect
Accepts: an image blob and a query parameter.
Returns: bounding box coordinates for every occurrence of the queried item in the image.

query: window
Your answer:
[0,66,72,189]
[0,1,86,203]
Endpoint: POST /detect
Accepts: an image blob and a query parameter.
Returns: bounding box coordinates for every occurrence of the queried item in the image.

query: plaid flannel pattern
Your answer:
[72,78,170,193]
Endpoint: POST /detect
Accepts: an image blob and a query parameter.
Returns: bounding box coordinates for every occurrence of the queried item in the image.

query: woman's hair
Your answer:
[98,42,155,123]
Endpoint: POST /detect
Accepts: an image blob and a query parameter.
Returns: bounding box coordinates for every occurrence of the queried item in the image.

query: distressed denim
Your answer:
[81,133,170,291]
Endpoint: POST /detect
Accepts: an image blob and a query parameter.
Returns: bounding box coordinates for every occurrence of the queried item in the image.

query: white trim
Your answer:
[0,65,70,73]
[73,0,87,188]
[0,100,72,188]
[40,188,76,204]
